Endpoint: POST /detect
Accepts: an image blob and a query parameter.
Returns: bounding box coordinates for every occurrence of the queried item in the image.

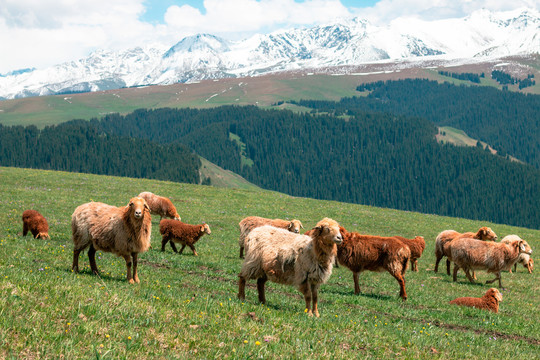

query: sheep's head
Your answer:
[36,232,50,240]
[201,223,211,235]
[312,218,342,245]
[527,258,534,272]
[519,240,533,255]
[477,227,497,241]
[288,220,304,234]
[486,288,503,302]
[128,197,150,220]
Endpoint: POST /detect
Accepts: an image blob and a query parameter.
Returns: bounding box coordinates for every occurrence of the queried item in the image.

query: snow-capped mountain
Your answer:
[1,8,539,99]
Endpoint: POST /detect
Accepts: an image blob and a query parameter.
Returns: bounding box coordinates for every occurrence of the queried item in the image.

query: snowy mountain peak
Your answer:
[1,8,539,99]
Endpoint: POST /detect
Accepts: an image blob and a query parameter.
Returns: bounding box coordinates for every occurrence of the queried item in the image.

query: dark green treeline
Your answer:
[0,120,200,184]
[94,106,539,229]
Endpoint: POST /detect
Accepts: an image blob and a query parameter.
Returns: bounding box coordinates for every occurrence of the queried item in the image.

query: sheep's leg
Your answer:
[434,254,442,273]
[412,259,418,272]
[23,224,28,237]
[237,276,246,301]
[239,246,244,259]
[511,263,516,273]
[256,276,267,304]
[299,282,313,316]
[161,237,168,252]
[452,264,460,282]
[472,271,477,280]
[122,254,135,284]
[311,283,321,318]
[178,244,186,254]
[486,272,503,289]
[446,259,451,276]
[391,271,407,300]
[353,272,361,295]
[88,244,99,275]
[169,241,179,253]
[463,268,476,283]
[132,253,140,284]
[72,248,81,273]
[188,244,198,256]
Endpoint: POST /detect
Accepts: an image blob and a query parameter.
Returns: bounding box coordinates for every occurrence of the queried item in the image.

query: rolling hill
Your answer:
[0,166,538,359]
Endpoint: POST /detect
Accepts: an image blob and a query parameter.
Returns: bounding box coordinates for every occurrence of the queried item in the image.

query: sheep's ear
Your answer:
[300,224,304,229]
[288,223,293,230]
[144,203,150,210]
[312,226,323,236]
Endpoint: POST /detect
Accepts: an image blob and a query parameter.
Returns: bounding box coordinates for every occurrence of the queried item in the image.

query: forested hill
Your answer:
[0,121,200,184]
[93,106,539,229]
[293,79,540,169]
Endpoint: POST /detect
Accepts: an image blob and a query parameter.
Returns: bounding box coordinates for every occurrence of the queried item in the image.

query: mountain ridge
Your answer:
[1,8,539,99]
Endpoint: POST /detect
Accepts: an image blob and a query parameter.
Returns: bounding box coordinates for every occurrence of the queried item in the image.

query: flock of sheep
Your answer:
[21,192,534,317]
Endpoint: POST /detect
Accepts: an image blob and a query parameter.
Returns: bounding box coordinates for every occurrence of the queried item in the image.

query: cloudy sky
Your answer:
[1,0,538,73]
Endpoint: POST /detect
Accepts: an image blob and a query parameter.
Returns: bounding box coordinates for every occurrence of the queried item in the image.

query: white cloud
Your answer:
[0,0,538,73]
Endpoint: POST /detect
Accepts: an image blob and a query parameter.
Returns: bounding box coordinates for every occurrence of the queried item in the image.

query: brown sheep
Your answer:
[337,226,410,300]
[394,236,425,271]
[449,288,503,313]
[501,235,534,274]
[22,210,50,239]
[434,227,498,275]
[238,216,304,258]
[449,237,531,288]
[159,219,211,256]
[238,218,342,317]
[71,197,152,284]
[138,191,181,221]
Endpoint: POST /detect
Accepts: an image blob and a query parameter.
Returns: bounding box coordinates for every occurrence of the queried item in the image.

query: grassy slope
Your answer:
[199,157,258,190]
[0,166,538,359]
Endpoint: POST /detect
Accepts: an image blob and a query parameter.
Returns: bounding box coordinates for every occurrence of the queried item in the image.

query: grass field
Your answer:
[0,166,538,359]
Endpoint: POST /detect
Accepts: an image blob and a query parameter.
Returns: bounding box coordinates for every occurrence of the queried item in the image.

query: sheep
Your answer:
[449,288,503,313]
[237,218,342,317]
[138,191,181,221]
[22,210,50,240]
[501,235,534,274]
[159,219,211,256]
[394,236,425,271]
[434,227,498,275]
[238,216,304,258]
[71,197,152,284]
[336,226,410,300]
[449,237,532,288]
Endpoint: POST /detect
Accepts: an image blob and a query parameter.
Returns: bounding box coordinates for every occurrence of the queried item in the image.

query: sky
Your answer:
[0,0,538,73]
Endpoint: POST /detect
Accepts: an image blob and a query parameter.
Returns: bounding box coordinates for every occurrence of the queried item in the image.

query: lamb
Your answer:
[501,235,534,274]
[336,227,410,300]
[71,197,152,284]
[449,288,503,313]
[449,237,531,288]
[237,218,342,317]
[238,216,304,258]
[394,236,425,271]
[159,219,211,256]
[138,191,181,221]
[434,227,498,275]
[22,210,50,239]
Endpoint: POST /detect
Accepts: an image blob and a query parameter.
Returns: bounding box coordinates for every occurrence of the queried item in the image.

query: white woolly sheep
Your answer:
[71,197,152,284]
[238,218,342,317]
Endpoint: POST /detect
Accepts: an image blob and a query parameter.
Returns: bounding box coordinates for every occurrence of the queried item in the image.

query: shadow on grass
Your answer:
[66,268,128,283]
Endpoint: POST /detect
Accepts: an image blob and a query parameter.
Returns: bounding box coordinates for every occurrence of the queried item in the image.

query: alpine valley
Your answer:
[1,7,539,99]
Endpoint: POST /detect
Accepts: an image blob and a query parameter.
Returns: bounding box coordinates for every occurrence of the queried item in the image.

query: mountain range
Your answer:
[1,7,539,100]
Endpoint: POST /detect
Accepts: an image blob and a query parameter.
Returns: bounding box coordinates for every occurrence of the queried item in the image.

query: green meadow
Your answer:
[0,166,538,359]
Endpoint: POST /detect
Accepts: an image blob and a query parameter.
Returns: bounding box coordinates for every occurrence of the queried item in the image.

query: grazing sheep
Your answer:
[337,227,410,300]
[434,227,498,275]
[394,236,425,271]
[449,288,503,313]
[159,219,211,256]
[138,191,181,221]
[71,197,152,284]
[449,237,531,288]
[238,216,304,258]
[22,210,50,239]
[501,235,534,274]
[238,218,342,317]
